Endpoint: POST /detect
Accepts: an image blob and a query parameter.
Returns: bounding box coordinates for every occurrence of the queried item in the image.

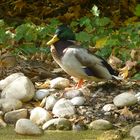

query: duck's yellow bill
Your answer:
[47,35,59,45]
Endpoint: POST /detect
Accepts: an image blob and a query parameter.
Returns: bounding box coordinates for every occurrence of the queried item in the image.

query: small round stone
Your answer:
[4,109,27,124]
[15,119,43,135]
[34,89,55,100]
[30,107,52,125]
[89,119,113,130]
[102,104,116,112]
[42,118,72,130]
[113,92,137,107]
[70,97,86,106]
[45,95,58,110]
[52,98,76,117]
[50,77,70,89]
[64,89,83,99]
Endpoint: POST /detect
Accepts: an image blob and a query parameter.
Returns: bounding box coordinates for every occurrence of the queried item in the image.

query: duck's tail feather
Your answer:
[112,75,123,80]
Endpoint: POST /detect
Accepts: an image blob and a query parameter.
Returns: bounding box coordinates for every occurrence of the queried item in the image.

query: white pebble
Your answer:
[50,77,70,89]
[30,107,52,125]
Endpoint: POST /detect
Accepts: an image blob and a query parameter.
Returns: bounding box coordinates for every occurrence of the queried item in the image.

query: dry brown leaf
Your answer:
[0,55,17,68]
[131,49,140,61]
[119,106,134,119]
[40,97,46,107]
[13,0,27,12]
[119,60,137,79]
[125,60,137,70]
[108,55,122,69]
[35,80,50,89]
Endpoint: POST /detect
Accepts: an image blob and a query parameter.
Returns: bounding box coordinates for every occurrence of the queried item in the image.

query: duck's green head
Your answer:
[47,25,75,45]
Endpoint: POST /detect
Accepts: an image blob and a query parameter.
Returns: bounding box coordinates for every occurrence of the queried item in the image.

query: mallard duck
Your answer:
[47,25,119,88]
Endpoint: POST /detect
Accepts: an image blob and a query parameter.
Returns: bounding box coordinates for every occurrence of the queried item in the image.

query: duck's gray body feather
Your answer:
[51,42,117,81]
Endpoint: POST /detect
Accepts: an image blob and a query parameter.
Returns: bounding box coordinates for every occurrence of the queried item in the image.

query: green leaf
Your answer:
[15,23,37,41]
[0,28,6,43]
[134,4,140,16]
[105,38,120,46]
[0,20,5,27]
[19,44,37,54]
[37,27,49,39]
[70,21,78,28]
[79,17,91,26]
[15,24,28,41]
[132,73,140,80]
[79,17,93,32]
[76,31,91,42]
[96,46,112,58]
[24,28,37,41]
[50,18,60,27]
[95,17,111,26]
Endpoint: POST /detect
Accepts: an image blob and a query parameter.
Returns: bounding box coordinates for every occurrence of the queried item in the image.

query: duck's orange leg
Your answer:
[75,79,84,89]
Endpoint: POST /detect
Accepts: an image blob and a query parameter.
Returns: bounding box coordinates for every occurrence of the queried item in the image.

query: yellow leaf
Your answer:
[119,66,129,79]
[95,37,108,48]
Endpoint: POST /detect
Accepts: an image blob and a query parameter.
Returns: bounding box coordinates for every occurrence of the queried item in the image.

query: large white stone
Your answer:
[0,73,24,90]
[30,107,52,125]
[15,119,43,135]
[1,75,35,102]
[113,92,137,107]
[52,98,75,117]
[0,98,22,113]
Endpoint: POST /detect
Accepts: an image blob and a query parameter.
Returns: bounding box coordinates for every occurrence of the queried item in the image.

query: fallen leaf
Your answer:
[95,37,108,48]
[13,0,27,12]
[119,66,129,79]
[125,60,137,70]
[108,55,122,69]
[35,80,50,89]
[0,55,17,68]
[119,106,134,119]
[131,49,140,61]
[119,60,137,79]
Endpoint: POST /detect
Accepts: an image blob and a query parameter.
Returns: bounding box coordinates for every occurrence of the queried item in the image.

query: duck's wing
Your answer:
[71,47,117,79]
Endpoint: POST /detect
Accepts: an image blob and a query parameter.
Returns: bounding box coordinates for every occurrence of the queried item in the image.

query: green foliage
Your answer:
[15,23,37,41]
[0,19,60,55]
[70,6,140,60]
[0,5,140,72]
